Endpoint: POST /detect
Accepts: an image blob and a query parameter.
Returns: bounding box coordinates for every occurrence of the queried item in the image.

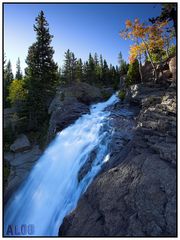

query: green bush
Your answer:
[120,61,129,75]
[126,59,140,86]
[168,44,176,57]
[118,89,126,101]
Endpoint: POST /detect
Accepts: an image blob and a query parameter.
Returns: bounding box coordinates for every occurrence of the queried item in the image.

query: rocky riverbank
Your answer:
[59,79,176,236]
[4,82,112,204]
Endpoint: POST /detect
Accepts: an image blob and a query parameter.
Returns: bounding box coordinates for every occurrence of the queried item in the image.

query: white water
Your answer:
[4,94,119,236]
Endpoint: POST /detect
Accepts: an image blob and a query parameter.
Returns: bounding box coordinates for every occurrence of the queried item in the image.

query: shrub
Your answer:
[126,59,140,86]
[118,89,126,101]
[168,44,176,57]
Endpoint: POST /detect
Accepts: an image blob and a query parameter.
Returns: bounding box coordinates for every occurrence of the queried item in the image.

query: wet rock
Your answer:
[10,134,31,153]
[47,99,89,142]
[47,82,104,143]
[78,150,97,182]
[60,151,176,236]
[4,145,42,203]
[59,83,176,237]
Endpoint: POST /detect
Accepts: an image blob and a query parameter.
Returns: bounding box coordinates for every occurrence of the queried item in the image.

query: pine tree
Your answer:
[94,53,101,83]
[102,59,109,85]
[118,52,128,76]
[4,60,14,107]
[99,54,104,81]
[75,58,83,82]
[15,58,23,80]
[25,10,58,128]
[63,49,72,83]
[126,59,140,86]
[86,53,95,83]
[63,49,77,83]
[71,52,77,82]
[82,61,89,82]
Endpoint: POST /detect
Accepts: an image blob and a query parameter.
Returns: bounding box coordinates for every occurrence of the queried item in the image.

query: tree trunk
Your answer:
[143,40,158,83]
[138,55,143,82]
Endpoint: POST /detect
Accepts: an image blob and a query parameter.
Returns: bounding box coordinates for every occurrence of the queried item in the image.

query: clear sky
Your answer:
[4,3,162,75]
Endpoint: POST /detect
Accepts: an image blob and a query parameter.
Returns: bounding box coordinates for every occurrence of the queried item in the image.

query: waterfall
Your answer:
[4,94,119,236]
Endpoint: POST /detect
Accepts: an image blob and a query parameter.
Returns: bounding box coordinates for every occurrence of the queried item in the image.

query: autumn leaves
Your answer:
[120,18,169,82]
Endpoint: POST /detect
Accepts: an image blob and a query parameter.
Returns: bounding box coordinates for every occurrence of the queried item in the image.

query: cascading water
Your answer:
[4,94,119,236]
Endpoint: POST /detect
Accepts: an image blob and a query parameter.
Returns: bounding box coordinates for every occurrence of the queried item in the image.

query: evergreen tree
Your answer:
[126,59,140,86]
[118,52,123,67]
[63,49,77,83]
[63,49,72,83]
[4,60,14,107]
[82,61,89,82]
[71,52,77,82]
[94,53,99,66]
[86,53,95,83]
[149,3,177,35]
[94,53,101,83]
[15,58,23,80]
[118,52,128,75]
[99,54,104,81]
[25,10,58,128]
[75,58,83,82]
[102,59,109,85]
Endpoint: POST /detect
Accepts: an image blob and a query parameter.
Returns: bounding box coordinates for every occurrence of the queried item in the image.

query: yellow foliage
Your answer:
[125,20,132,28]
[120,18,167,63]
[8,79,27,104]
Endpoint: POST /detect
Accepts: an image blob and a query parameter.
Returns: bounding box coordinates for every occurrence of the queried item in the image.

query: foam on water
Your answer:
[4,94,119,236]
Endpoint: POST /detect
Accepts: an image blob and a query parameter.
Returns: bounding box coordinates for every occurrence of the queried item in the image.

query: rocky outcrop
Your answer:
[169,56,176,81]
[4,108,17,129]
[47,82,105,142]
[141,61,154,82]
[59,82,176,236]
[4,145,42,204]
[10,134,31,153]
[47,99,89,142]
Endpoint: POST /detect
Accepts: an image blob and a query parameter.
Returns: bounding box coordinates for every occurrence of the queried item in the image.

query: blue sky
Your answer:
[4,3,162,75]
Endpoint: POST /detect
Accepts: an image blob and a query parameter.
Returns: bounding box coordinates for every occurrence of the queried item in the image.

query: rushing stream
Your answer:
[4,94,119,236]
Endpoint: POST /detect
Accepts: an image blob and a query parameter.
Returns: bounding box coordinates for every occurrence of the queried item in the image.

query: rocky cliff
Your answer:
[59,60,176,237]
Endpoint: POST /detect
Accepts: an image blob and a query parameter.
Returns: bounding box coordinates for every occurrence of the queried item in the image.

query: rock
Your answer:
[47,99,89,142]
[60,151,176,236]
[78,150,97,182]
[59,83,176,237]
[119,75,126,88]
[152,143,176,166]
[101,87,114,100]
[4,145,42,203]
[10,134,31,153]
[4,108,17,129]
[126,83,165,106]
[141,61,154,82]
[158,70,172,83]
[169,56,176,81]
[49,82,103,115]
[47,82,104,142]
